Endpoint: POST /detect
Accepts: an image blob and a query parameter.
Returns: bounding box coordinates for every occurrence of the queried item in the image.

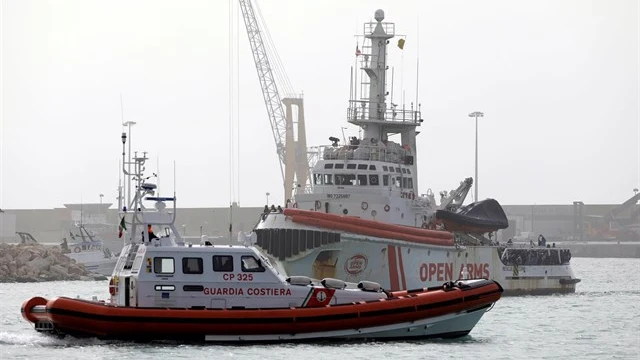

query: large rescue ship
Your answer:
[252,9,580,296]
[21,144,502,341]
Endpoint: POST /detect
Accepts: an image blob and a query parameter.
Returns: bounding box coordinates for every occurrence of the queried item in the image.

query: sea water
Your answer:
[1,258,638,360]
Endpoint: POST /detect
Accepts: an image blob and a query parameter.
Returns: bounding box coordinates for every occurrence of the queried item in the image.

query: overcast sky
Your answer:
[1,0,638,210]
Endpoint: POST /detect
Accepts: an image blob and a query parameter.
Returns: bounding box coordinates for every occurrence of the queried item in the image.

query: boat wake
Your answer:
[0,331,107,347]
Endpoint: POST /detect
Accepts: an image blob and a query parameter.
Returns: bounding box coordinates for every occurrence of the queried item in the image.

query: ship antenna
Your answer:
[414,16,420,112]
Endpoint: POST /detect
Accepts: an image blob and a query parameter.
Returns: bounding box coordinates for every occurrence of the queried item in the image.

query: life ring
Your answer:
[384,205,390,212]
[108,277,118,296]
[74,247,81,253]
[361,202,368,210]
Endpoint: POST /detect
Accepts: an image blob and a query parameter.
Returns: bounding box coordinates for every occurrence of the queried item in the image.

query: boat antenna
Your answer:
[157,156,160,197]
[414,16,420,112]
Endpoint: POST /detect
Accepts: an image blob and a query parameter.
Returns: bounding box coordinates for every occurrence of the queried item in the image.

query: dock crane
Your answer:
[238,0,310,202]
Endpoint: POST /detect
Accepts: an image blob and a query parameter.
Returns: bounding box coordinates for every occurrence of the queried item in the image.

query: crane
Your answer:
[238,0,310,202]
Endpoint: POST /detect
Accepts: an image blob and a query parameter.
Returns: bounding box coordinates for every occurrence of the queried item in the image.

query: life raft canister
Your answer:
[109,276,119,296]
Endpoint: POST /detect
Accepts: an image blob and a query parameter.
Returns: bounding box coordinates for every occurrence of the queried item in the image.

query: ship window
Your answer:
[334,163,344,169]
[383,175,389,186]
[182,257,203,274]
[406,169,411,174]
[213,255,234,272]
[395,167,401,172]
[314,173,323,185]
[369,174,379,186]
[347,163,356,169]
[241,256,266,272]
[357,174,368,186]
[154,285,175,291]
[383,166,388,171]
[402,178,408,189]
[335,174,355,185]
[369,165,376,170]
[357,164,368,170]
[402,168,407,174]
[323,174,333,185]
[389,167,395,172]
[153,257,175,274]
[408,178,413,188]
[324,163,334,169]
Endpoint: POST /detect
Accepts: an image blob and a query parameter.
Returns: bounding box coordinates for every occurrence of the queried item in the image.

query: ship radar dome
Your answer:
[374,9,384,22]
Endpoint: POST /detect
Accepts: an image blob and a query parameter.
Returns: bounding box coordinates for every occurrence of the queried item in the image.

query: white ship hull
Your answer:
[255,215,579,296]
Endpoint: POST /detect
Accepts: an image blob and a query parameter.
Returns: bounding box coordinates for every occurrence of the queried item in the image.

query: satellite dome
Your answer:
[374,9,384,22]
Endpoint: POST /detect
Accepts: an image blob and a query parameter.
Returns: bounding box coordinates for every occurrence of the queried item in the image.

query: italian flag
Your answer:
[118,217,127,238]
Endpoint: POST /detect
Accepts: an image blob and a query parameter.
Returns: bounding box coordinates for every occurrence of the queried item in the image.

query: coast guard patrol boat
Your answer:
[20,139,502,341]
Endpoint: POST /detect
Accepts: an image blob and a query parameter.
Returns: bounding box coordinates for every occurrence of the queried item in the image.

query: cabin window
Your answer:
[369,165,376,170]
[314,173,323,185]
[241,256,266,272]
[382,166,388,171]
[402,178,408,189]
[182,257,203,274]
[389,167,395,172]
[406,169,411,174]
[383,175,389,186]
[395,167,401,173]
[357,164,368,170]
[408,178,414,189]
[334,163,344,169]
[369,174,379,186]
[153,257,175,274]
[346,163,356,169]
[357,174,368,186]
[323,174,333,185]
[324,163,334,169]
[402,168,407,174]
[335,174,355,186]
[154,285,175,291]
[213,255,234,272]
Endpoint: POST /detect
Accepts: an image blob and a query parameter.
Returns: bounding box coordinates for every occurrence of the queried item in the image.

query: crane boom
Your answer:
[238,0,287,183]
[238,0,310,201]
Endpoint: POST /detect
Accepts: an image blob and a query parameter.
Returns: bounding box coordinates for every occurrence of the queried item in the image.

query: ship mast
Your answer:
[348,10,422,192]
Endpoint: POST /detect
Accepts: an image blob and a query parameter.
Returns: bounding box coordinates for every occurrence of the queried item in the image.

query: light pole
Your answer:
[468,111,484,202]
[99,194,104,204]
[123,121,137,207]
[266,192,270,205]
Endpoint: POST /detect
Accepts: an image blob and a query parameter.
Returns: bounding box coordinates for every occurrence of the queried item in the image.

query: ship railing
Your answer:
[309,143,414,165]
[363,22,395,37]
[347,100,421,125]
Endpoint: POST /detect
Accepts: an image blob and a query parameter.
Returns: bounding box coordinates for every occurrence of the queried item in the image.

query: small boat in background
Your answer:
[60,224,117,275]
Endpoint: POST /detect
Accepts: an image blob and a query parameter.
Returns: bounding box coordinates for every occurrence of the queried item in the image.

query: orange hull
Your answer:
[284,209,454,247]
[22,280,502,340]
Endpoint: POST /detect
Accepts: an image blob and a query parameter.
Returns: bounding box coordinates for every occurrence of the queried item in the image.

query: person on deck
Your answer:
[148,225,159,241]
